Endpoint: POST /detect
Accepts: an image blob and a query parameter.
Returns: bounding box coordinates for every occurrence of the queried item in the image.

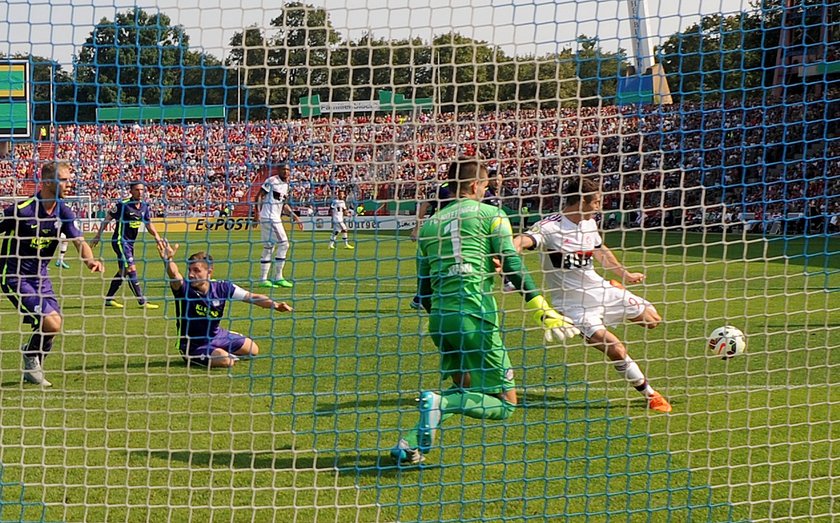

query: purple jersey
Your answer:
[171,279,236,343]
[109,199,151,243]
[0,194,83,277]
[483,186,502,208]
[426,182,454,214]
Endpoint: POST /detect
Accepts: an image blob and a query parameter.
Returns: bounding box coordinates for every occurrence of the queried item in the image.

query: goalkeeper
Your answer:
[391,157,579,465]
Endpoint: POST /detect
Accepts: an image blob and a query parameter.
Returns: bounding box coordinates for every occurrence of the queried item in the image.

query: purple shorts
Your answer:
[1,276,61,326]
[180,328,247,366]
[112,241,135,269]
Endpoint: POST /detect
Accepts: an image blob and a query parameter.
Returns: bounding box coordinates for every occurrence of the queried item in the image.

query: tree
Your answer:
[227,25,272,120]
[74,8,190,121]
[269,2,344,117]
[337,34,431,104]
[653,1,822,102]
[227,3,345,118]
[432,32,512,113]
[535,50,580,108]
[574,36,628,105]
[173,51,229,107]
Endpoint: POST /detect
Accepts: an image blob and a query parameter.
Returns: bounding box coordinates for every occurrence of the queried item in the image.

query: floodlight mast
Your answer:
[627,0,654,74]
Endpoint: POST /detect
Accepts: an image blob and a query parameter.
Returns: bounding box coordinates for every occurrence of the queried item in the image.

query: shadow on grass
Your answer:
[518,392,606,411]
[331,309,394,314]
[315,397,404,415]
[315,393,612,415]
[62,359,176,372]
[132,449,421,478]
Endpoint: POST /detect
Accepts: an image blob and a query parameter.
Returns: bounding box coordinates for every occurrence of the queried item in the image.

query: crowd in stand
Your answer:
[1,92,838,233]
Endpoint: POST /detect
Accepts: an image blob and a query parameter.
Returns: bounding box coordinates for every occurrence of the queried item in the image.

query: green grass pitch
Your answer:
[0,228,837,522]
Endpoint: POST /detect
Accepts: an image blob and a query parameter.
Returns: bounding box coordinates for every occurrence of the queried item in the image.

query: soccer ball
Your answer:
[708,326,747,359]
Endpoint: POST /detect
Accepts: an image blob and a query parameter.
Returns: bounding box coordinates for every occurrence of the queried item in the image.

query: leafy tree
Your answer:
[172,51,229,108]
[269,2,344,117]
[228,3,344,118]
[658,11,771,102]
[653,1,837,102]
[74,8,190,121]
[432,32,511,113]
[227,25,272,120]
[574,36,627,105]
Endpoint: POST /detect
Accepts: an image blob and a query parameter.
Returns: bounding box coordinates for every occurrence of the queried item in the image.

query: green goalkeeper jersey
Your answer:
[417,198,537,326]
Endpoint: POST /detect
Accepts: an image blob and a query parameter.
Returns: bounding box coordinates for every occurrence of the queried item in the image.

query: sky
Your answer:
[0,0,751,68]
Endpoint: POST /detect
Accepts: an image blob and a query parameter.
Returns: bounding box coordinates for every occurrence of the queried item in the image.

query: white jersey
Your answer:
[259,176,289,222]
[527,214,606,293]
[330,199,348,222]
[528,214,652,337]
[528,214,653,337]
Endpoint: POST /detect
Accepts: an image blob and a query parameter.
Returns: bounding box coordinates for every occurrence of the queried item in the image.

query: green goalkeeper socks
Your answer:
[441,389,515,421]
[402,390,515,449]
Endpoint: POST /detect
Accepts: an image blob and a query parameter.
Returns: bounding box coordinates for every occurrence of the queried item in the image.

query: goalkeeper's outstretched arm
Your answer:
[496,225,579,341]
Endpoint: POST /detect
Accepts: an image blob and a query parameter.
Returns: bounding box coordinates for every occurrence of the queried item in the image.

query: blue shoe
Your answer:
[55,260,70,269]
[390,439,424,466]
[417,391,442,453]
[409,296,422,310]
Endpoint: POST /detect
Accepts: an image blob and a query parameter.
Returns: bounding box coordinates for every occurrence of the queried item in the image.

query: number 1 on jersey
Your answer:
[443,219,463,263]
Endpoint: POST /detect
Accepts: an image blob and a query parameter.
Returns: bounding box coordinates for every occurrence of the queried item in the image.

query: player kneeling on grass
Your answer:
[513,177,671,413]
[157,240,292,368]
[390,157,580,466]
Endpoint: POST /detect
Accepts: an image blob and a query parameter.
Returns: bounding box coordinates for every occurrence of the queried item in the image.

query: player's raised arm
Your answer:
[512,234,536,253]
[234,287,293,312]
[156,240,184,291]
[489,214,579,342]
[593,244,645,284]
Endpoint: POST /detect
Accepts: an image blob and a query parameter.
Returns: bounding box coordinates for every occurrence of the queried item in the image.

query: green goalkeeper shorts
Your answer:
[428,311,515,395]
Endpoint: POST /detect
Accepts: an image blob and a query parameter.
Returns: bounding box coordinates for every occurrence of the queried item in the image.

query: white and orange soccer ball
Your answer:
[708,326,747,360]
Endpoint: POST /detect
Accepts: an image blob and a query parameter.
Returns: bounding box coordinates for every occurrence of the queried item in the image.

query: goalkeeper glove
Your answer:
[525,295,580,343]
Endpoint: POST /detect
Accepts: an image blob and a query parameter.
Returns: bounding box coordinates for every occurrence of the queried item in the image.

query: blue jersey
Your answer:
[109,199,151,243]
[0,194,82,278]
[172,279,236,343]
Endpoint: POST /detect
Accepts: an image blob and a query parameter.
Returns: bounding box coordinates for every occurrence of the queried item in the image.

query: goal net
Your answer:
[0,0,837,521]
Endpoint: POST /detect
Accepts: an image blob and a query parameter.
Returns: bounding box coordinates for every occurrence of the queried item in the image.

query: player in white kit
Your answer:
[328,189,354,250]
[253,163,303,288]
[514,177,672,413]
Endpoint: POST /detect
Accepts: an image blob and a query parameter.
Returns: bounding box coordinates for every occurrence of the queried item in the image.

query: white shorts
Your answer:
[552,283,653,338]
[332,219,347,233]
[260,220,288,247]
